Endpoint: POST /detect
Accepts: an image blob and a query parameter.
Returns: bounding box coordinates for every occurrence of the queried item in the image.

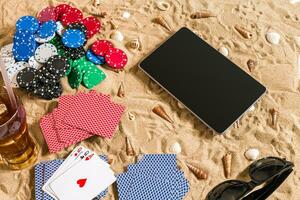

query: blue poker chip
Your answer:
[16,16,39,33]
[14,30,35,44]
[13,42,36,61]
[62,29,86,48]
[37,20,57,39]
[86,49,105,65]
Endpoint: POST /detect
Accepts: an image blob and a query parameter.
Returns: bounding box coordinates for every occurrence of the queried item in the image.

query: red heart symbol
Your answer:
[77,178,87,188]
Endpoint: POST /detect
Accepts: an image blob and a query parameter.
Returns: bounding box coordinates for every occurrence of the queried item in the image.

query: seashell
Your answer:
[234,25,252,39]
[233,120,240,128]
[128,112,135,121]
[249,105,255,112]
[177,101,185,109]
[110,20,118,29]
[244,148,259,161]
[110,30,124,42]
[186,163,208,179]
[152,105,173,124]
[270,108,279,127]
[169,142,182,154]
[289,0,300,4]
[266,32,281,45]
[247,59,257,72]
[126,137,135,156]
[222,153,232,178]
[128,39,140,50]
[122,11,131,19]
[157,1,170,11]
[153,16,172,32]
[117,82,125,98]
[219,47,229,57]
[107,157,114,165]
[90,11,107,18]
[93,0,100,6]
[191,11,215,19]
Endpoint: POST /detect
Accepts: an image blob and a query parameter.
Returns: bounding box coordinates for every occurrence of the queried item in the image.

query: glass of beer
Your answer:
[0,92,38,170]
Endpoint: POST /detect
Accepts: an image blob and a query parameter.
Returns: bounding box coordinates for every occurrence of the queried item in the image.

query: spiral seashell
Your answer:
[222,153,232,178]
[152,105,173,123]
[247,59,257,72]
[190,11,215,19]
[93,0,100,6]
[153,16,172,32]
[126,137,135,156]
[128,39,140,50]
[186,163,208,179]
[234,25,252,39]
[117,82,125,98]
[270,108,279,127]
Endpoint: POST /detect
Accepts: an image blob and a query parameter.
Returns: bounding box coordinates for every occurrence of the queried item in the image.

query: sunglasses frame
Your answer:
[206,157,294,200]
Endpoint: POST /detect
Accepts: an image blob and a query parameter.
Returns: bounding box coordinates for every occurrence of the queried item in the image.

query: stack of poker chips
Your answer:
[116,154,190,200]
[3,3,130,100]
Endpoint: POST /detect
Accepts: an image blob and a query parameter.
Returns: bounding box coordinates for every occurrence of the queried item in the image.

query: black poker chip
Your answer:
[46,55,69,77]
[65,46,85,60]
[16,67,38,89]
[33,83,62,100]
[67,23,87,35]
[38,66,61,81]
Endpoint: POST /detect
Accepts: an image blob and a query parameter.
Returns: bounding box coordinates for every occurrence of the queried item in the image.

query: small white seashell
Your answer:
[169,142,182,154]
[122,11,131,19]
[110,30,124,42]
[244,148,259,161]
[219,47,229,57]
[128,112,135,120]
[249,105,255,112]
[295,36,300,47]
[266,32,281,45]
[289,0,300,4]
[157,1,170,11]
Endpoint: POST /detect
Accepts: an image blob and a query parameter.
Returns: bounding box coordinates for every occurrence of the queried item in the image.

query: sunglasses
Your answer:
[206,157,294,200]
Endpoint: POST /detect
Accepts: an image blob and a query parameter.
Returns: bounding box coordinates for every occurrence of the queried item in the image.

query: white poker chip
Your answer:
[1,43,15,69]
[56,21,65,36]
[34,43,58,63]
[35,32,56,43]
[6,61,30,88]
[28,56,42,69]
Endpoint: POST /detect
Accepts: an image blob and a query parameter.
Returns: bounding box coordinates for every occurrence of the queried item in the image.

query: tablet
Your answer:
[139,27,266,133]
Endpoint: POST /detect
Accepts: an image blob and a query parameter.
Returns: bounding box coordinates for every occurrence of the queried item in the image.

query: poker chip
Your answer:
[35,31,56,43]
[37,20,57,38]
[65,46,85,60]
[46,55,69,76]
[7,61,30,87]
[81,16,101,38]
[28,56,42,69]
[34,43,58,63]
[37,66,60,84]
[13,42,36,61]
[37,6,58,23]
[16,16,39,33]
[86,49,105,65]
[62,29,86,48]
[33,83,62,100]
[67,23,87,33]
[16,67,38,89]
[55,4,73,19]
[82,68,106,89]
[68,67,83,89]
[105,48,128,69]
[61,7,83,26]
[56,21,65,36]
[91,40,113,56]
[14,30,36,44]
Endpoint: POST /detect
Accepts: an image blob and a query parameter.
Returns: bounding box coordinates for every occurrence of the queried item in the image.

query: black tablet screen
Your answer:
[139,27,266,133]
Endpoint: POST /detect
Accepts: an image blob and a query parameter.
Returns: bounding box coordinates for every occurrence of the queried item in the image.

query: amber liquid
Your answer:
[0,96,37,170]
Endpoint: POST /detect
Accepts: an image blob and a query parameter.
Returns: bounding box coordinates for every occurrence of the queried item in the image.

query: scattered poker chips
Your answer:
[61,7,83,26]
[86,49,105,65]
[16,16,39,33]
[37,6,58,23]
[62,29,86,48]
[34,43,58,63]
[91,40,113,56]
[16,67,38,90]
[105,48,128,69]
[37,20,57,38]
[81,16,101,38]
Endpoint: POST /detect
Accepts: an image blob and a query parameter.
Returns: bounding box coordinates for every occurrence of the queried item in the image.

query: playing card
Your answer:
[64,93,125,138]
[44,159,64,200]
[49,152,116,200]
[35,163,45,200]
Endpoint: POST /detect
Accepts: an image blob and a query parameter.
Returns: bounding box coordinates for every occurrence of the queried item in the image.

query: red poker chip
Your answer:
[105,48,128,69]
[55,4,73,20]
[37,6,58,23]
[91,40,113,56]
[81,16,101,38]
[61,7,83,26]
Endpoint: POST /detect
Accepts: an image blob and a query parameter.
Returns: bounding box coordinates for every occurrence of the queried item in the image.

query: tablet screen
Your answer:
[139,27,266,133]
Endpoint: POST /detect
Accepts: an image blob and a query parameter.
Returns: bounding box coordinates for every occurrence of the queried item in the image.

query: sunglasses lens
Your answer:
[250,157,286,183]
[206,181,249,200]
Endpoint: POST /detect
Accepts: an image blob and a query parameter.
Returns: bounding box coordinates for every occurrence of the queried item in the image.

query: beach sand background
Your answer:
[0,0,300,199]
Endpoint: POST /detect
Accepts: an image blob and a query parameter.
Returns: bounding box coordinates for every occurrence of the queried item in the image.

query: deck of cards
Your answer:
[40,90,125,153]
[35,146,116,200]
[116,154,190,200]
